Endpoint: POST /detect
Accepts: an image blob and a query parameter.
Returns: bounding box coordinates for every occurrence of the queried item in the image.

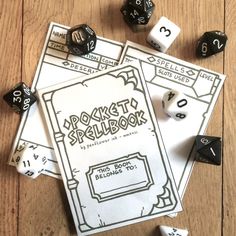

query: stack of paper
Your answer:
[9,22,226,235]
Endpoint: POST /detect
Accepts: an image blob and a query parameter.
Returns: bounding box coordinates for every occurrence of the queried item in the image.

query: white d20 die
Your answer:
[162,89,189,121]
[147,16,180,53]
[159,225,189,236]
[13,144,48,179]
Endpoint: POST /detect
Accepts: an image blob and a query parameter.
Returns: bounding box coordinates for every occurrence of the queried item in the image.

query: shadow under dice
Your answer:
[3,82,37,114]
[162,90,189,121]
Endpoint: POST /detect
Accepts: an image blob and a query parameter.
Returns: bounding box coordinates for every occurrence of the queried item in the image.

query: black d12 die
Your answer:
[3,82,37,114]
[121,0,155,25]
[66,24,97,56]
[196,30,227,58]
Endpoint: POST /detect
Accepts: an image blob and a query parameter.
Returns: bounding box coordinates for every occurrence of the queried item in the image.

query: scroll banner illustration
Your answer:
[86,152,154,202]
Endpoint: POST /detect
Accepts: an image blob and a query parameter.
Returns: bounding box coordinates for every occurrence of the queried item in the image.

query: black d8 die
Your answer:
[196,30,227,58]
[3,82,37,114]
[66,24,97,55]
[121,0,155,25]
[195,135,222,165]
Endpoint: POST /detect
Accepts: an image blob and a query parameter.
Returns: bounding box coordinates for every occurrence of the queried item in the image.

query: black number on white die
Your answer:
[167,91,175,101]
[150,40,161,50]
[23,160,31,167]
[177,99,188,107]
[176,113,186,119]
[25,170,34,176]
[160,26,171,37]
[15,156,21,163]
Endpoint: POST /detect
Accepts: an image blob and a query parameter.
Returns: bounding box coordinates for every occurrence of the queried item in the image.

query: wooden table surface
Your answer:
[1,0,235,235]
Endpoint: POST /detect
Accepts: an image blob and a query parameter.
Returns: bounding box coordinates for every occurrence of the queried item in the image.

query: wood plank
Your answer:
[136,0,224,235]
[0,1,22,236]
[16,0,226,235]
[224,0,236,234]
[18,1,78,235]
[179,0,225,235]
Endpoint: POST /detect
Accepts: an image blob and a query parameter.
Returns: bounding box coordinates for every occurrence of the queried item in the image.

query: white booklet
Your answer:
[37,61,182,235]
[119,41,226,202]
[8,22,124,177]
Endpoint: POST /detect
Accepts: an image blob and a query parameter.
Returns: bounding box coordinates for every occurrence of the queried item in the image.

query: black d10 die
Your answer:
[196,30,227,58]
[66,24,97,56]
[3,82,37,114]
[121,0,155,25]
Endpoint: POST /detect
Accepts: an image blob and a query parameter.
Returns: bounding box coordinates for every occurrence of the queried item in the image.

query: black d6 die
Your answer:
[66,24,97,55]
[196,30,227,58]
[3,82,37,114]
[121,0,155,25]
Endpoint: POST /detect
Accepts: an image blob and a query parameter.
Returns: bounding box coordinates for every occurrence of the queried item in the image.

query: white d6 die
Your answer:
[147,16,180,53]
[13,144,48,179]
[162,90,189,121]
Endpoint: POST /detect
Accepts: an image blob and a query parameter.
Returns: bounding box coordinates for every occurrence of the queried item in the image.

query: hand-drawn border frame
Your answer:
[40,63,180,234]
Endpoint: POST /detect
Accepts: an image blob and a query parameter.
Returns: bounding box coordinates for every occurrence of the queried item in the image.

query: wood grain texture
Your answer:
[0,0,235,235]
[224,0,236,235]
[0,0,22,235]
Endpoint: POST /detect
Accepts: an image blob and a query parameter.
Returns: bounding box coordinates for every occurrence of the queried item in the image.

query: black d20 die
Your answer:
[66,24,97,56]
[121,0,155,25]
[196,30,227,58]
[3,82,37,114]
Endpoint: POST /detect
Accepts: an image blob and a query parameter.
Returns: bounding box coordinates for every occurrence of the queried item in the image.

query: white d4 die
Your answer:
[162,89,189,121]
[147,16,180,53]
[13,143,48,179]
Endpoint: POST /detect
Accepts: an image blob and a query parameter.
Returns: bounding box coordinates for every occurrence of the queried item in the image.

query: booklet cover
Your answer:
[38,61,182,235]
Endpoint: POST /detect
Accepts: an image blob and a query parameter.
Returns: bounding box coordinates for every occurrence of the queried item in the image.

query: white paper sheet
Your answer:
[37,61,182,235]
[119,41,225,202]
[9,22,124,178]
